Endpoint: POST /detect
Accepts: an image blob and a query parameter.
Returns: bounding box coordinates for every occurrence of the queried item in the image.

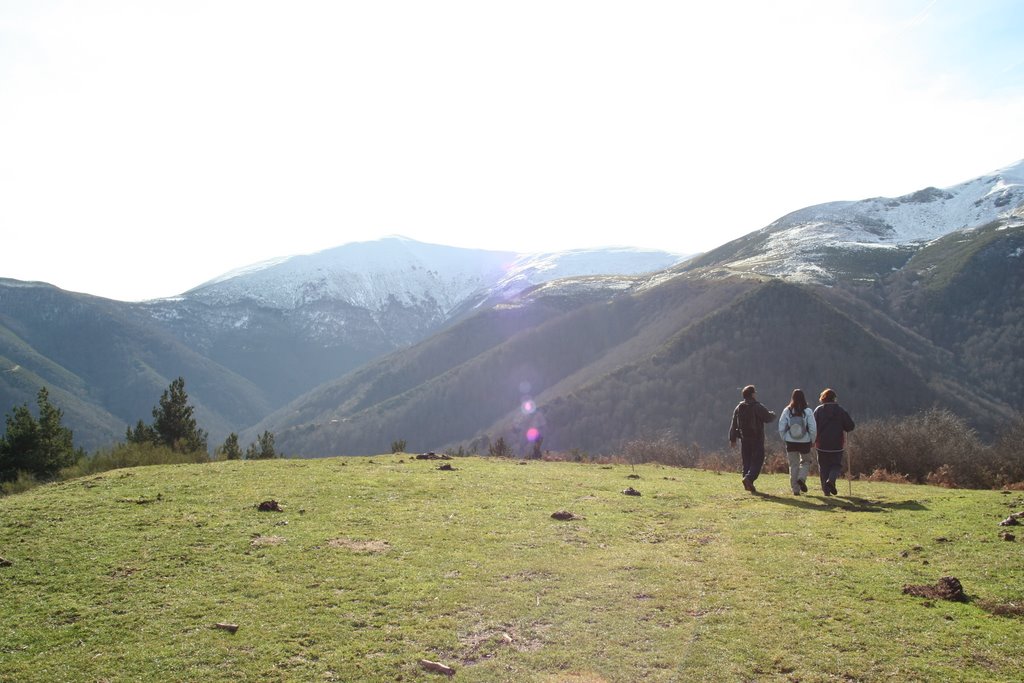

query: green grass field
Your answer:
[2,455,1022,682]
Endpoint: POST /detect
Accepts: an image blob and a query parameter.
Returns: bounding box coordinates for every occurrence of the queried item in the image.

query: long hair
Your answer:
[788,389,808,415]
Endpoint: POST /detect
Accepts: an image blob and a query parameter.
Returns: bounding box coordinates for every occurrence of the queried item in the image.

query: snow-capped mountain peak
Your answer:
[180,237,684,313]
[713,158,1024,282]
[135,238,687,390]
[183,237,517,312]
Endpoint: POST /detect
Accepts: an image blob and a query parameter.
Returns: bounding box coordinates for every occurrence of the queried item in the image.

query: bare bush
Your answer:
[989,414,1024,487]
[925,464,959,488]
[763,451,790,474]
[695,450,734,473]
[851,408,990,488]
[621,435,703,468]
[549,411,1023,490]
[487,437,513,458]
[865,468,911,483]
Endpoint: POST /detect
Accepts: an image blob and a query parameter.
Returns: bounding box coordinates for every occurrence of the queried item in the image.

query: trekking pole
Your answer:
[846,432,853,497]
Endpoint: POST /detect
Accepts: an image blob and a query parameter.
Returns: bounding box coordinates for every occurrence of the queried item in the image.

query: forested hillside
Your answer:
[262,263,1016,457]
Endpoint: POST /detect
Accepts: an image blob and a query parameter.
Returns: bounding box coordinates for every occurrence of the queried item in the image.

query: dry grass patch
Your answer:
[250,535,287,546]
[327,537,390,553]
[542,673,612,683]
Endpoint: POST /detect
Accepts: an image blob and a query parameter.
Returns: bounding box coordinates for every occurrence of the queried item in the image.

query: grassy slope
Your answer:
[1,457,1022,682]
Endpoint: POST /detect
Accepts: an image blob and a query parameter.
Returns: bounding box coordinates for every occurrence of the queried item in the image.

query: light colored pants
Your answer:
[787,450,811,494]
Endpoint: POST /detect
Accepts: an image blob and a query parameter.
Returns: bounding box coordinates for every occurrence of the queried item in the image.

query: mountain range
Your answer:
[0,241,683,451]
[2,159,1023,457]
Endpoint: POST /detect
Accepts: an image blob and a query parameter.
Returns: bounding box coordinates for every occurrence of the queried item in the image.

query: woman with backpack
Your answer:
[778,389,817,495]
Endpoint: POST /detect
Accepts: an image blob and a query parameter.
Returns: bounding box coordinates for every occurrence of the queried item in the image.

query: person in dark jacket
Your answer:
[729,385,776,494]
[812,388,855,496]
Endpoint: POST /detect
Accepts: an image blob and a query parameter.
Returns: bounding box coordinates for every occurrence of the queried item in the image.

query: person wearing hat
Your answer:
[729,384,776,494]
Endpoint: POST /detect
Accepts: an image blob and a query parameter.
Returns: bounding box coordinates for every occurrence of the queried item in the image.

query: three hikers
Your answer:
[730,385,854,496]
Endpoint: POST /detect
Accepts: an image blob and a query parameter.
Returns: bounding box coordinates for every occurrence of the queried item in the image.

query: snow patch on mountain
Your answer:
[178,237,685,315]
[184,236,517,313]
[522,274,640,300]
[491,247,685,299]
[723,158,1024,281]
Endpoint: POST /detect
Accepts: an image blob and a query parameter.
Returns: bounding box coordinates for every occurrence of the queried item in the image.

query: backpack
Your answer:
[787,408,807,439]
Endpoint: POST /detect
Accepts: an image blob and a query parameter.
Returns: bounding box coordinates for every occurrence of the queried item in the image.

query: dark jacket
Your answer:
[813,402,855,452]
[730,399,775,443]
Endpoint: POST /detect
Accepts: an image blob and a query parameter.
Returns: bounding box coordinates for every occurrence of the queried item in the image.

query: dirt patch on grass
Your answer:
[902,576,967,602]
[977,599,1024,617]
[250,535,287,547]
[327,538,390,553]
[503,570,557,582]
[543,673,611,683]
[458,622,547,665]
[117,495,162,505]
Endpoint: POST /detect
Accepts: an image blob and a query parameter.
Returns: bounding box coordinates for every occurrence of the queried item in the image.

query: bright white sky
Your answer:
[2,1,1024,301]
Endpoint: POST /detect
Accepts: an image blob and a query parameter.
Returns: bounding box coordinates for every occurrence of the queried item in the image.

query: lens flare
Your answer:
[526,427,541,442]
[521,400,536,415]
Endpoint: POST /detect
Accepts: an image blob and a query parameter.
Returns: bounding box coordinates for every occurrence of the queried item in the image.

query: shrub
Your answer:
[865,468,911,483]
[763,451,790,474]
[694,450,734,473]
[621,435,703,468]
[989,414,1024,487]
[925,464,958,488]
[851,408,991,488]
[488,437,513,458]
[391,439,407,454]
[851,409,974,483]
[61,442,209,479]
[0,471,40,496]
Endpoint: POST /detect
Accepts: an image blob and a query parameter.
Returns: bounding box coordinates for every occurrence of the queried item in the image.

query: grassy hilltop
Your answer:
[1,456,1023,682]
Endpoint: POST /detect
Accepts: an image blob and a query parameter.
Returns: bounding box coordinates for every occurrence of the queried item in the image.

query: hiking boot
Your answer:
[749,483,757,494]
[823,488,833,496]
[829,482,839,495]
[798,479,808,493]
[742,478,753,492]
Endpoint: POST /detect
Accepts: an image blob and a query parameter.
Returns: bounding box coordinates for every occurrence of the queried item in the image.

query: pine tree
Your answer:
[245,431,277,460]
[151,377,207,453]
[126,419,155,445]
[0,387,81,482]
[126,377,208,454]
[257,431,276,459]
[488,436,512,458]
[217,432,243,460]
